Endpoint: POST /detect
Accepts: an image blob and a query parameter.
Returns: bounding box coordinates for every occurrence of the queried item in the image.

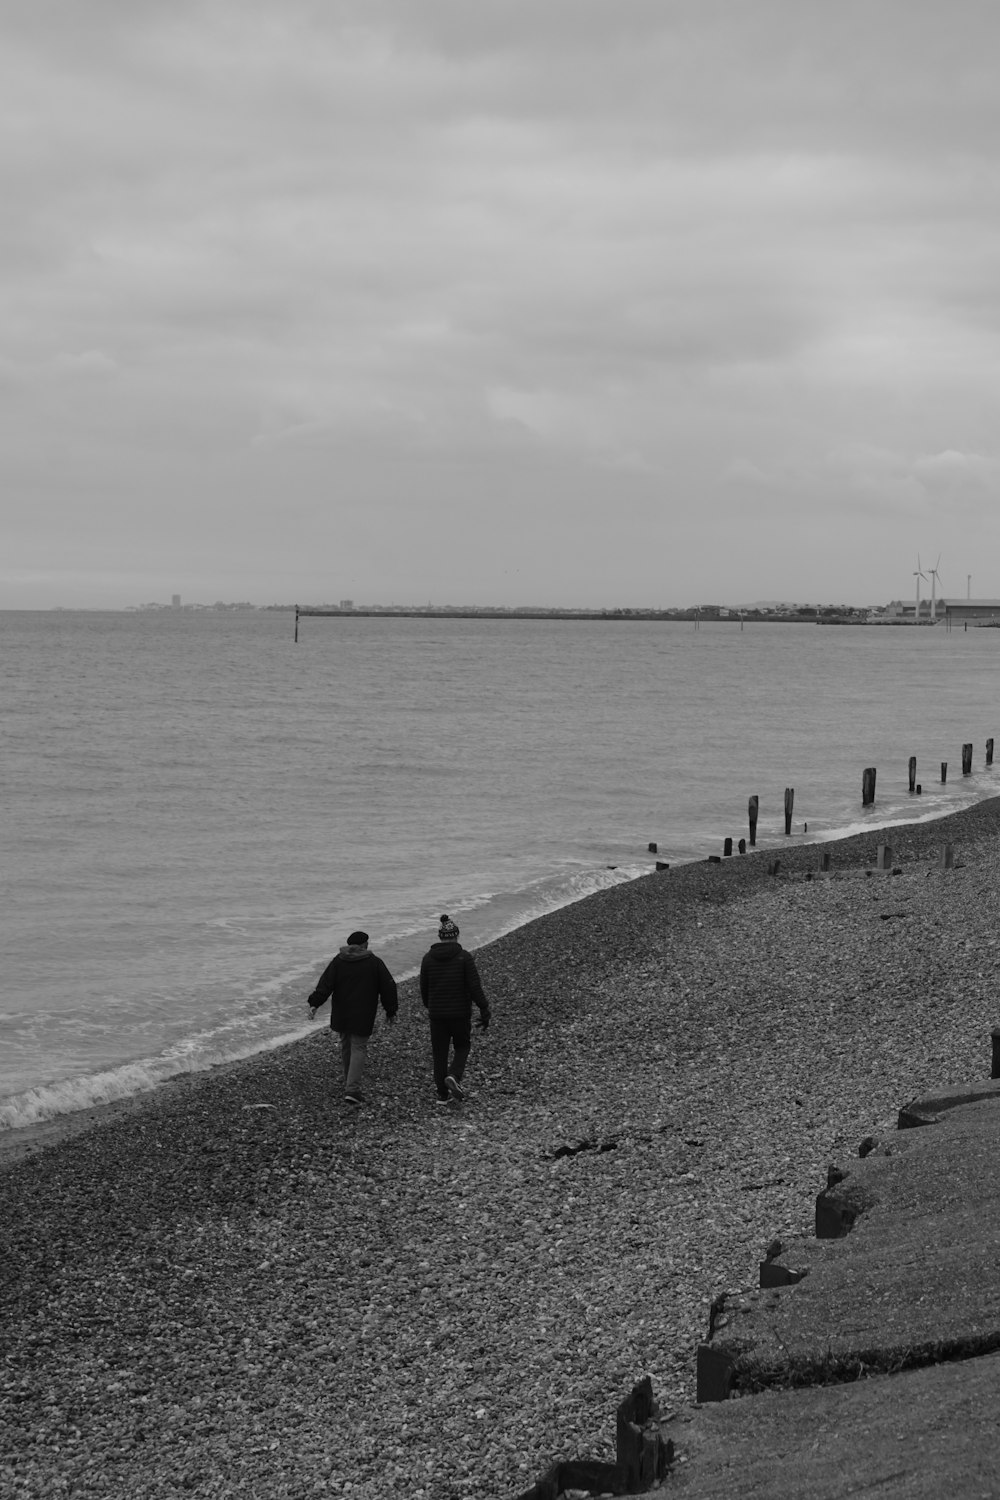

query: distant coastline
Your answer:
[293,603,872,623]
[28,600,994,625]
[122,600,866,620]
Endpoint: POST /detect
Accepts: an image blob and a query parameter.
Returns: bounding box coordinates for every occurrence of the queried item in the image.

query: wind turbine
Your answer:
[913,555,927,623]
[928,555,943,622]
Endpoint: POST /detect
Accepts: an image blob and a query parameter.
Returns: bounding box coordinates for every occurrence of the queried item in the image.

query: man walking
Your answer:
[308,930,398,1105]
[419,914,491,1105]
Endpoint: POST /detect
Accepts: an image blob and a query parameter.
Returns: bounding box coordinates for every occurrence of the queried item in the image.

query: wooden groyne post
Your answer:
[784,787,794,836]
[941,761,948,784]
[988,738,994,766]
[862,767,877,806]
[515,1374,671,1499]
[963,742,973,776]
[748,795,759,847]
[908,756,916,793]
[294,605,299,643]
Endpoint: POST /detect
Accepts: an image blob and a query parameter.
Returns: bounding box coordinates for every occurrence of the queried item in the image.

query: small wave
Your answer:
[812,814,935,843]
[810,789,991,847]
[480,862,648,943]
[375,861,636,945]
[0,1023,318,1132]
[380,862,649,946]
[0,1060,179,1130]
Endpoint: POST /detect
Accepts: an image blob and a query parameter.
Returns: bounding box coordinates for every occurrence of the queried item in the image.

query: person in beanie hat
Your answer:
[307,930,398,1105]
[419,914,491,1104]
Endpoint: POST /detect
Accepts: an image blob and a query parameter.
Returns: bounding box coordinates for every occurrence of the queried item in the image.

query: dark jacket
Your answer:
[419,941,490,1022]
[308,946,398,1037]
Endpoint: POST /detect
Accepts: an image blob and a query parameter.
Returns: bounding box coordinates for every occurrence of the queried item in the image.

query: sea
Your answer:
[3,608,999,1132]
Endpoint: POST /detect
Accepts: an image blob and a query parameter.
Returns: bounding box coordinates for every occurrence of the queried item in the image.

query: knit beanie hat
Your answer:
[438,914,460,941]
[347,930,369,947]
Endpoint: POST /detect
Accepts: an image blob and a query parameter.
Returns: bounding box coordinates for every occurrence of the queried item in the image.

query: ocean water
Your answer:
[2,608,998,1130]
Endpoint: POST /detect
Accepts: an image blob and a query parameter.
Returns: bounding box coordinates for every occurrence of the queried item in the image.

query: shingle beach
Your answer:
[4,799,1000,1499]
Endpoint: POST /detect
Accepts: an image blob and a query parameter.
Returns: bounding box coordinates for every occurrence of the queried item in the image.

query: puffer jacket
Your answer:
[308,946,398,1037]
[419,941,490,1022]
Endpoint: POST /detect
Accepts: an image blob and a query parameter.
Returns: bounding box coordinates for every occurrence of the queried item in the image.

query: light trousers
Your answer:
[339,1032,369,1092]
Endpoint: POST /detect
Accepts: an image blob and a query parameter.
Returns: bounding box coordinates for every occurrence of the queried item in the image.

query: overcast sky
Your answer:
[3,1,999,609]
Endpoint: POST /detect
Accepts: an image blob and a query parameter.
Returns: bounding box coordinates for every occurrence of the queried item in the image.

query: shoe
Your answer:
[345,1091,364,1105]
[435,1095,453,1106]
[445,1074,465,1101]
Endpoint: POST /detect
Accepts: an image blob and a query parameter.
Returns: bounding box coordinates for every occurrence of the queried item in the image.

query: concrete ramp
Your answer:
[666,1351,1000,1499]
[667,1086,1000,1498]
[698,1091,1000,1401]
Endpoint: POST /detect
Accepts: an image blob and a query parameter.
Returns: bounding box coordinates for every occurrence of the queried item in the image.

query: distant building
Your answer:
[172,594,181,608]
[881,599,932,622]
[880,598,1000,625]
[941,598,1000,627]
[339,599,354,610]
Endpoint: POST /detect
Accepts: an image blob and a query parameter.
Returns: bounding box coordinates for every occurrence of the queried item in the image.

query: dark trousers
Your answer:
[429,1016,471,1098]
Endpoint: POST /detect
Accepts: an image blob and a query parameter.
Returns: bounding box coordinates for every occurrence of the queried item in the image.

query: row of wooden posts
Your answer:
[758,739,994,844]
[900,737,995,797]
[647,738,994,866]
[871,736,993,805]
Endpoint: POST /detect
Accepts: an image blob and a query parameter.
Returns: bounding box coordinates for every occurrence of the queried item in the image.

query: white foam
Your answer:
[479,862,648,942]
[0,1023,317,1132]
[0,1061,177,1130]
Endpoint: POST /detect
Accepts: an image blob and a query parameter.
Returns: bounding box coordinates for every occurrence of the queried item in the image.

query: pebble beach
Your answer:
[4,799,1000,1500]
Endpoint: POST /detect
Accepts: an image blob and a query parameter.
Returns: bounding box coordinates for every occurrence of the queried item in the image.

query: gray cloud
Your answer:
[3,1,1000,607]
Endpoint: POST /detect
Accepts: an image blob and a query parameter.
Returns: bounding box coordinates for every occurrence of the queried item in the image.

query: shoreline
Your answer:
[2,794,996,1173]
[4,796,1000,1496]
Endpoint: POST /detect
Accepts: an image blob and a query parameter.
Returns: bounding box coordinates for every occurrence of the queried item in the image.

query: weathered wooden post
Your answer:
[738,837,746,854]
[908,756,917,793]
[992,1027,1000,1080]
[748,795,759,847]
[294,605,300,643]
[938,844,955,871]
[820,848,832,873]
[784,787,794,835]
[963,742,973,775]
[862,767,877,806]
[648,842,658,853]
[616,1376,670,1491]
[876,843,893,870]
[941,761,948,783]
[988,738,994,766]
[723,837,733,857]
